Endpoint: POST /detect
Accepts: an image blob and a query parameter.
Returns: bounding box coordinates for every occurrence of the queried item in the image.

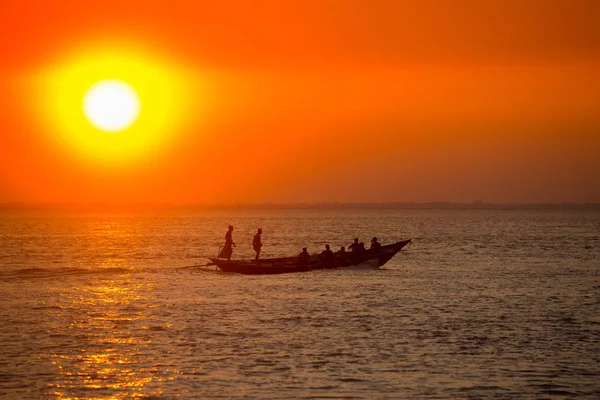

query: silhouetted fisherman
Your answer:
[320,244,335,268]
[297,247,310,269]
[336,246,348,266]
[253,228,263,261]
[349,238,365,263]
[218,225,235,260]
[370,237,382,252]
[349,238,361,252]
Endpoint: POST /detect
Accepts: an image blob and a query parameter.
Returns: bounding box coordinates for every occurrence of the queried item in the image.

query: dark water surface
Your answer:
[1,209,599,398]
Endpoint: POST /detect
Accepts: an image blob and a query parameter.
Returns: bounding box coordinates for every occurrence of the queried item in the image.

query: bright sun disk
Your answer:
[83,80,141,132]
[37,46,193,165]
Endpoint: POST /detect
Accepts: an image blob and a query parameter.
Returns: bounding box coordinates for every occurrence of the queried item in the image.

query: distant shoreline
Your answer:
[2,202,599,211]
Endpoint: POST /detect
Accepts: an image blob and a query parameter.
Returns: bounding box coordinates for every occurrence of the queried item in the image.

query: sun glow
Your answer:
[34,44,194,165]
[83,80,141,132]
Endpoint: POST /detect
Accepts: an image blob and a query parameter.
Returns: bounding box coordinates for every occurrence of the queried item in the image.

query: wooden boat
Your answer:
[209,239,411,275]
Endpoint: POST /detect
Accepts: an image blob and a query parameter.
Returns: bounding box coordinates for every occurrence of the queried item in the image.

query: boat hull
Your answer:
[209,239,411,275]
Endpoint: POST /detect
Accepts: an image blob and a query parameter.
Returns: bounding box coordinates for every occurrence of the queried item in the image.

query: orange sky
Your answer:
[1,0,599,205]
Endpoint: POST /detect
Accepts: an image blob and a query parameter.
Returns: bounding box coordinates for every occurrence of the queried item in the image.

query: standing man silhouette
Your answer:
[219,225,235,260]
[253,228,263,260]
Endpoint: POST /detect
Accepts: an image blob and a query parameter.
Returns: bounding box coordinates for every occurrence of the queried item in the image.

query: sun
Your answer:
[34,44,197,166]
[83,80,141,132]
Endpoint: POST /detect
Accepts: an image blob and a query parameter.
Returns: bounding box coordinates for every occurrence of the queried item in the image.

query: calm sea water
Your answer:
[0,208,599,399]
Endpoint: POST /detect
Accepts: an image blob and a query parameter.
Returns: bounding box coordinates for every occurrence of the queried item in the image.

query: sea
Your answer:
[0,207,599,399]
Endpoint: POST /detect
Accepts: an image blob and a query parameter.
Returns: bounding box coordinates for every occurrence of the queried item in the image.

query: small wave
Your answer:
[12,267,48,274]
[540,390,578,396]
[145,325,168,331]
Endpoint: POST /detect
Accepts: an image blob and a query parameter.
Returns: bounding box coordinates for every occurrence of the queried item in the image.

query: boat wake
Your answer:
[0,266,142,281]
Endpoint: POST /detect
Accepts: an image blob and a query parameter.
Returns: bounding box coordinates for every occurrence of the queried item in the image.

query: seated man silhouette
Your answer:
[297,247,310,269]
[370,237,382,252]
[335,246,348,266]
[320,244,335,268]
[349,238,365,262]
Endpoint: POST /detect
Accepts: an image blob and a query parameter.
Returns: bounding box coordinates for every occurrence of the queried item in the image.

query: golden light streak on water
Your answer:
[43,276,176,399]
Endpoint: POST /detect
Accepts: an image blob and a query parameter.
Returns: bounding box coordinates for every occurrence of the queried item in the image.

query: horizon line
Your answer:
[1,201,599,211]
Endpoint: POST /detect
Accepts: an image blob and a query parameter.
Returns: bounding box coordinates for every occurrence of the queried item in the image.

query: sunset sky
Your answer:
[1,0,599,205]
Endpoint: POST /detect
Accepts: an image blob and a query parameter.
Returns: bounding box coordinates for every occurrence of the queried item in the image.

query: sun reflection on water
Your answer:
[43,275,177,399]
